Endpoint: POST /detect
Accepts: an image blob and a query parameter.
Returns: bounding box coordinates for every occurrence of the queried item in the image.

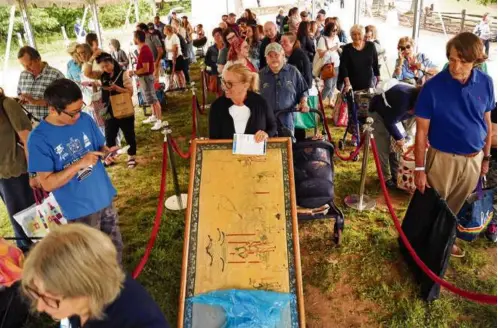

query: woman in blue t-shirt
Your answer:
[21,224,170,328]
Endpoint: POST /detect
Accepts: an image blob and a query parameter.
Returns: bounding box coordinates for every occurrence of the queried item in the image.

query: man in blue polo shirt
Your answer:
[414,32,494,255]
[27,79,123,262]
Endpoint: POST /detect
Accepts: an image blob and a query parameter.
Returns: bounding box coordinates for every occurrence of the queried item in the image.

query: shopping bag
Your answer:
[456,179,494,242]
[13,191,67,240]
[333,95,348,127]
[0,238,24,287]
[399,188,457,301]
[294,112,316,130]
[110,93,134,119]
[91,89,106,128]
[397,145,416,192]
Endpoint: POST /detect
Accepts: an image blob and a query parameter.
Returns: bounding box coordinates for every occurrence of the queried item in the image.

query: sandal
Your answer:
[127,158,137,169]
[450,245,466,258]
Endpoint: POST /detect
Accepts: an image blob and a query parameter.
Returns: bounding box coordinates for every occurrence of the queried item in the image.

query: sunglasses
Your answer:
[221,78,243,90]
[398,45,411,51]
[25,285,62,309]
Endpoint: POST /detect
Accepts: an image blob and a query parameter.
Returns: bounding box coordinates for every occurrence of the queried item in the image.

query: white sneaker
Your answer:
[151,121,163,131]
[142,116,157,124]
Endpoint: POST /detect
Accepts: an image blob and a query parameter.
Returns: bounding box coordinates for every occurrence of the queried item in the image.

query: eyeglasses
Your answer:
[398,45,411,51]
[60,102,86,118]
[25,285,62,309]
[221,78,243,89]
[332,29,338,32]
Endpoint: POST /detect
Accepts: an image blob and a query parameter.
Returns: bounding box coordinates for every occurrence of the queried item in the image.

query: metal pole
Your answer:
[226,0,229,14]
[19,0,36,48]
[312,0,315,19]
[354,0,361,24]
[191,82,199,138]
[358,118,373,210]
[412,0,422,49]
[344,117,376,211]
[163,123,188,211]
[125,0,133,27]
[2,5,16,88]
[80,6,88,38]
[90,3,103,49]
[16,33,24,47]
[134,0,140,24]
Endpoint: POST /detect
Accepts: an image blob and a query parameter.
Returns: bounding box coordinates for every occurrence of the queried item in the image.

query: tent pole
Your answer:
[150,0,157,17]
[312,0,315,18]
[19,0,36,48]
[80,5,88,38]
[411,0,422,51]
[354,0,361,24]
[125,0,133,27]
[2,5,16,88]
[134,0,140,23]
[91,2,103,48]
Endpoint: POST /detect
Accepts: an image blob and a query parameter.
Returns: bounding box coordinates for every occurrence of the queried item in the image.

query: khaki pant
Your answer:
[426,148,483,215]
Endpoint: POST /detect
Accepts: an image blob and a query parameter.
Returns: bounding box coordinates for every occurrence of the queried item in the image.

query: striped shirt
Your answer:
[17,63,65,120]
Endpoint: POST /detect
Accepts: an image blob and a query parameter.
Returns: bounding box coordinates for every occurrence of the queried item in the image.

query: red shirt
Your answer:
[137,44,154,75]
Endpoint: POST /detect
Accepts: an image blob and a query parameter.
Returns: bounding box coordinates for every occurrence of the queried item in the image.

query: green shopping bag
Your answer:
[294,96,319,130]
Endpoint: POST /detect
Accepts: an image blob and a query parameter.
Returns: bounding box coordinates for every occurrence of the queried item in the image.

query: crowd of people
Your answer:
[0,5,495,328]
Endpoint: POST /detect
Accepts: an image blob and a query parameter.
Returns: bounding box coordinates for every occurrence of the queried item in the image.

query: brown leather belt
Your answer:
[463,152,480,158]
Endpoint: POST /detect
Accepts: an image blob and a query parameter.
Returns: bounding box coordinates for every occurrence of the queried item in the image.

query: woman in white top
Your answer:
[315,22,340,103]
[164,25,186,88]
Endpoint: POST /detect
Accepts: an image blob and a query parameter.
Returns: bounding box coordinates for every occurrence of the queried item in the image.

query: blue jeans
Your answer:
[0,173,35,250]
[322,75,338,100]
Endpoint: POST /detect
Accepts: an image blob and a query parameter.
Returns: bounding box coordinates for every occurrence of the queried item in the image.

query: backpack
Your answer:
[177,33,189,61]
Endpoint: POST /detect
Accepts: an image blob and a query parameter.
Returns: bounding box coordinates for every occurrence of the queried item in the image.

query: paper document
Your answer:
[394,122,407,138]
[232,134,267,156]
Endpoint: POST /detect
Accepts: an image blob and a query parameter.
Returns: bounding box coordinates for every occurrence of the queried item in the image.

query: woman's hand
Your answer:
[254,130,269,143]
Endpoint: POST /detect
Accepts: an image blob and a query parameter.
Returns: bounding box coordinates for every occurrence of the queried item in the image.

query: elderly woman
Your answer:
[316,22,341,103]
[340,24,380,92]
[281,32,312,89]
[223,38,257,74]
[95,53,137,168]
[259,42,309,135]
[109,39,129,71]
[209,64,276,140]
[21,224,170,327]
[393,37,438,86]
[66,42,82,83]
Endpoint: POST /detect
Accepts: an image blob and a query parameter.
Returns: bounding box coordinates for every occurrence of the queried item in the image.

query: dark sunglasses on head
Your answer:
[398,45,411,51]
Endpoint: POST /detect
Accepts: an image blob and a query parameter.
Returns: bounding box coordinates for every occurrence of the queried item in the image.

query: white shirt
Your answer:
[166,34,182,60]
[229,104,251,134]
[317,35,341,67]
[474,20,491,41]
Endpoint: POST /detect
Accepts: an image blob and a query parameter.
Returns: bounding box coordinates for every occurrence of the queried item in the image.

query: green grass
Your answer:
[0,64,495,327]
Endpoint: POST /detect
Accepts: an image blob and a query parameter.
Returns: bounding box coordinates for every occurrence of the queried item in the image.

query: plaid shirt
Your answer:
[17,63,65,120]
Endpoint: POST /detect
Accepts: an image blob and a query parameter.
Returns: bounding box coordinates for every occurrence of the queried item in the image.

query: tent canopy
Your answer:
[0,0,124,7]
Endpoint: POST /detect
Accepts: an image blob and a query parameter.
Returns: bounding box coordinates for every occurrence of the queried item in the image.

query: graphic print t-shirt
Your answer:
[27,113,116,220]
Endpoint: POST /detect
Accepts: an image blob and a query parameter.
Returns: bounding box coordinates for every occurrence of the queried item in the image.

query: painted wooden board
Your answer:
[179,138,305,328]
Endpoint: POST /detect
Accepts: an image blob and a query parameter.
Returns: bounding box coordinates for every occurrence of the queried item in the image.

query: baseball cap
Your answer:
[265,42,283,56]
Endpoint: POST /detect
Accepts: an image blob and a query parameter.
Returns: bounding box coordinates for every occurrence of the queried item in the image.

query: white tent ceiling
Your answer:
[0,0,124,7]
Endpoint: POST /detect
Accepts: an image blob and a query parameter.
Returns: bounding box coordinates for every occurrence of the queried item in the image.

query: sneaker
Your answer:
[385,179,397,189]
[142,116,157,124]
[485,220,497,243]
[151,121,163,131]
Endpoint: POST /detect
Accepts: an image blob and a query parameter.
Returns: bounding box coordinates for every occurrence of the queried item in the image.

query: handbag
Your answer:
[13,190,67,241]
[110,93,134,119]
[208,75,219,93]
[333,94,348,127]
[397,145,416,192]
[320,38,336,80]
[456,178,494,242]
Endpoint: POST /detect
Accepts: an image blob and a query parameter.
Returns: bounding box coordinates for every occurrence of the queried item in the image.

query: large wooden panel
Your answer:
[179,138,305,328]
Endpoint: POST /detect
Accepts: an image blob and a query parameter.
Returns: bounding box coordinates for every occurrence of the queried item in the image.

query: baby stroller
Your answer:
[276,109,345,244]
[337,89,374,151]
[193,37,207,59]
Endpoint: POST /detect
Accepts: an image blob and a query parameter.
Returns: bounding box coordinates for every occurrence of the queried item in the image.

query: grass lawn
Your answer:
[0,63,495,327]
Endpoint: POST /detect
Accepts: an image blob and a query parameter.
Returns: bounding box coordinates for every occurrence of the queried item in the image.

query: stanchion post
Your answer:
[344,117,377,211]
[190,81,199,139]
[162,122,188,211]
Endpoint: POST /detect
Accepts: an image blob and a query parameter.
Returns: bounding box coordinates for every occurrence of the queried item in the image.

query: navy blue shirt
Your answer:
[370,83,417,140]
[68,275,169,328]
[415,68,495,155]
[259,64,309,131]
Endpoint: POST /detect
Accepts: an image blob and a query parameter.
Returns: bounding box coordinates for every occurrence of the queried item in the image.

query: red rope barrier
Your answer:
[169,137,192,159]
[317,90,333,143]
[370,139,497,305]
[132,141,168,279]
[335,134,365,161]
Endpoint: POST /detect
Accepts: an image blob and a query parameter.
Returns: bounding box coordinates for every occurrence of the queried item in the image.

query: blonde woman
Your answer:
[21,224,170,327]
[66,42,82,83]
[393,36,438,86]
[209,63,276,140]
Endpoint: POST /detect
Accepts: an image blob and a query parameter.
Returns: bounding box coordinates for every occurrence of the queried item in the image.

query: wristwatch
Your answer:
[483,154,492,161]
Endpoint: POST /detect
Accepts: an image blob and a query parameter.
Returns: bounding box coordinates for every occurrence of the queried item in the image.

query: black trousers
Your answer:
[0,173,34,250]
[183,58,191,84]
[105,116,137,156]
